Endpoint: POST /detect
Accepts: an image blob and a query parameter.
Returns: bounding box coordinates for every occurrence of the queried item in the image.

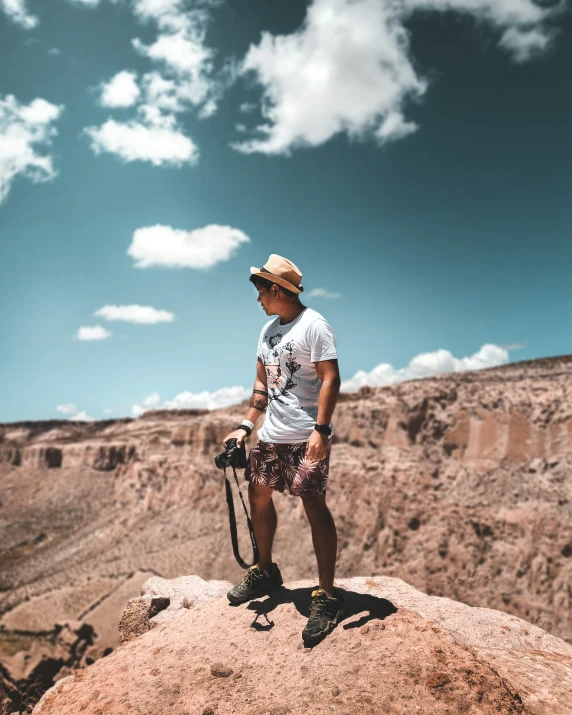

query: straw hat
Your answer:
[250,254,304,294]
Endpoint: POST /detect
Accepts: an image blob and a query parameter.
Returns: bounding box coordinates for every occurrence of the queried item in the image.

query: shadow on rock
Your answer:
[246,586,397,630]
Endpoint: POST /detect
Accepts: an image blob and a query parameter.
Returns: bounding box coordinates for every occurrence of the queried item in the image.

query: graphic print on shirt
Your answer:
[263,331,302,405]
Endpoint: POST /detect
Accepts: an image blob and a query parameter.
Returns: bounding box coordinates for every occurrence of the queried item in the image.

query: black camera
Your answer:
[214,438,247,470]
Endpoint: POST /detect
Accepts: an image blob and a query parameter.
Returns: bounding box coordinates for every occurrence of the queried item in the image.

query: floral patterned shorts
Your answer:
[244,439,332,497]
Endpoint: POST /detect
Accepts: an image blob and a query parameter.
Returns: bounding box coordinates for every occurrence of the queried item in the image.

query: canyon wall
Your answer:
[1,356,571,711]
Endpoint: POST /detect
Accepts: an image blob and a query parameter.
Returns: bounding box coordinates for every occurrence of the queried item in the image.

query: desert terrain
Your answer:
[1,354,571,712]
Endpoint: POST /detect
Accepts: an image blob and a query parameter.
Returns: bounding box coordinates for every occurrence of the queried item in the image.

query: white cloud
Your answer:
[306,288,342,299]
[76,325,112,341]
[132,390,162,416]
[499,26,552,62]
[502,342,526,351]
[102,407,114,414]
[84,0,220,167]
[48,48,62,57]
[142,391,161,407]
[132,385,250,415]
[127,223,250,269]
[131,0,218,112]
[95,304,175,323]
[340,343,509,392]
[141,71,181,112]
[132,31,212,106]
[84,115,198,166]
[233,0,427,154]
[1,0,38,28]
[164,385,250,410]
[234,0,558,155]
[2,0,103,28]
[100,71,141,108]
[57,403,78,415]
[69,410,94,421]
[0,94,63,205]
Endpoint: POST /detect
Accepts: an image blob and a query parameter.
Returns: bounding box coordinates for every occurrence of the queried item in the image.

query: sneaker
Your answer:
[227,563,283,605]
[302,587,345,645]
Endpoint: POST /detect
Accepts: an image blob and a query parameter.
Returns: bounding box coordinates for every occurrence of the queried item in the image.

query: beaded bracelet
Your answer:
[236,423,252,437]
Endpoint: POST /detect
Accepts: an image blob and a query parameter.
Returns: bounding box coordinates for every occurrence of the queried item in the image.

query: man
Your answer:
[222,253,345,645]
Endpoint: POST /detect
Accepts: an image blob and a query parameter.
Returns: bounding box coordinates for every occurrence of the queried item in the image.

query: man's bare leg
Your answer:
[248,482,277,574]
[301,494,337,597]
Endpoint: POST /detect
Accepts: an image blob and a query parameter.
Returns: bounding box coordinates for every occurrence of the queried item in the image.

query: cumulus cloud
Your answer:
[131,0,215,109]
[57,403,78,415]
[132,390,162,416]
[100,70,141,108]
[132,385,250,415]
[69,410,94,421]
[164,385,251,410]
[234,0,558,155]
[234,0,426,155]
[0,94,64,205]
[498,26,553,62]
[76,325,112,341]
[340,343,509,392]
[1,0,38,28]
[95,304,175,323]
[127,223,250,269]
[57,402,97,420]
[47,48,62,57]
[85,0,221,165]
[132,29,213,107]
[2,0,103,28]
[84,115,198,166]
[306,288,342,299]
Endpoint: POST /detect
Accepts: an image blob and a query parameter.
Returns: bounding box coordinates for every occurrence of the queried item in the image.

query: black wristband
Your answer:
[314,423,332,436]
[236,423,252,437]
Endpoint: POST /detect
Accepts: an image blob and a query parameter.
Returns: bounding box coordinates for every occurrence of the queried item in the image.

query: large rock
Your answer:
[33,576,572,715]
[119,574,232,642]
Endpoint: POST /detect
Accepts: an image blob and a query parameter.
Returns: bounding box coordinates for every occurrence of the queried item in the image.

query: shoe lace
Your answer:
[309,589,329,619]
[241,565,261,589]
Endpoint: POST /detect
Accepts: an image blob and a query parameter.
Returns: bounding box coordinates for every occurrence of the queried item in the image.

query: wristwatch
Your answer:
[314,423,332,436]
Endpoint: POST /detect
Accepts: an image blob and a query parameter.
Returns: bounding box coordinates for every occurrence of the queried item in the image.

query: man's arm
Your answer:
[222,358,268,446]
[306,358,341,461]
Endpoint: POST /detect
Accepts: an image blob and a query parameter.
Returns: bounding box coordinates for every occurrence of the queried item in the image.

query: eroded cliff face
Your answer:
[1,357,571,712]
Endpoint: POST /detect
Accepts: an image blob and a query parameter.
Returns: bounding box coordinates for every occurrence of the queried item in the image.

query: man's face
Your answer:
[256,285,278,315]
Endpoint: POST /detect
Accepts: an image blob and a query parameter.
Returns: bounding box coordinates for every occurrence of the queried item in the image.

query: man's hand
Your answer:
[305,430,329,461]
[222,428,248,448]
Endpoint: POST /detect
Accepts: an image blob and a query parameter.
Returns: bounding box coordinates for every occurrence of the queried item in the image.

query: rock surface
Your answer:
[32,575,572,715]
[119,575,231,643]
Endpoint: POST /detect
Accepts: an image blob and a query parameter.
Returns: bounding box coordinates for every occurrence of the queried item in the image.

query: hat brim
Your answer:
[249,267,303,294]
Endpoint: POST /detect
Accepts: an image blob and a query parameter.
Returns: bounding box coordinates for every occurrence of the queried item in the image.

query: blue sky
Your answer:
[1,0,571,422]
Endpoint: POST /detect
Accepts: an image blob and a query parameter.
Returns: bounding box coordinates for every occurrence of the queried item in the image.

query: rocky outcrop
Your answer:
[119,575,231,642]
[2,355,572,712]
[33,575,572,715]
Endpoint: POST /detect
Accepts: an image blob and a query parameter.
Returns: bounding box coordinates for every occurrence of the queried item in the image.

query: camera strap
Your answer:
[224,464,260,569]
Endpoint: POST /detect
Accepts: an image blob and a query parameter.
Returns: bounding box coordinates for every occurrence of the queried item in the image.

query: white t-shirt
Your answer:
[256,307,338,443]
